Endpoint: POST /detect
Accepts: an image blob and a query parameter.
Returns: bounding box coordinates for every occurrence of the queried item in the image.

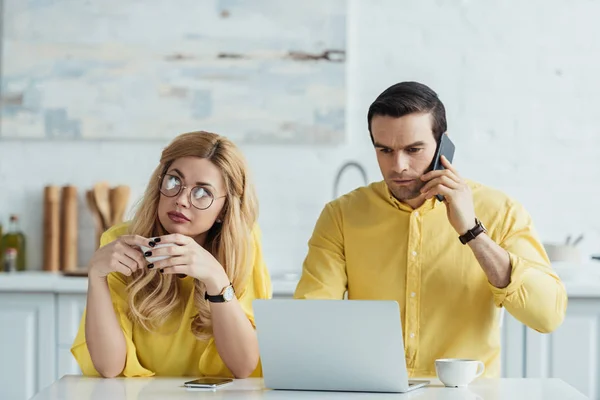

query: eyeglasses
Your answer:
[159,174,226,210]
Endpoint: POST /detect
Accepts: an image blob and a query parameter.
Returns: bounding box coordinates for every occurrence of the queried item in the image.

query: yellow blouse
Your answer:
[71,222,272,377]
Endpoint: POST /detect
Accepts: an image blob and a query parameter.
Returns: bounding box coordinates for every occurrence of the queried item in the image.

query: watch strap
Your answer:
[459,219,486,245]
[204,283,233,303]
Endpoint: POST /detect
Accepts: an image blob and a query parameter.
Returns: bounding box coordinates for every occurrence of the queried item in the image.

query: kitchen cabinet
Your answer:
[0,272,299,399]
[56,294,87,376]
[523,296,600,399]
[0,272,598,399]
[0,293,56,400]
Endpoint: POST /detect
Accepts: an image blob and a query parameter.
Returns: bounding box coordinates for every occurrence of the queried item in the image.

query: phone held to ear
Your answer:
[430,133,456,202]
[184,377,233,389]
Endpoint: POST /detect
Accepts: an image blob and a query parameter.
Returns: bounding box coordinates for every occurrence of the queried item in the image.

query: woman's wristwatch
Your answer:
[204,283,236,303]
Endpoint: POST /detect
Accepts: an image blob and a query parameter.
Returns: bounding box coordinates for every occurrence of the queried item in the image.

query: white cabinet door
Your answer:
[0,293,56,400]
[57,294,87,347]
[501,310,526,378]
[525,298,600,399]
[57,294,87,379]
[58,347,82,377]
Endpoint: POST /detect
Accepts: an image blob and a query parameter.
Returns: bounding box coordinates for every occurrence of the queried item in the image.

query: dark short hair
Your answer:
[367,81,447,144]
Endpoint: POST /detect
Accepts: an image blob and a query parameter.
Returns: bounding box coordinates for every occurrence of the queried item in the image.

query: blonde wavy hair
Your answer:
[126,131,258,340]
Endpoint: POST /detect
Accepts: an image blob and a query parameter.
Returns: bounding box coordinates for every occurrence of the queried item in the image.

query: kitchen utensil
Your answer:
[86,190,105,248]
[572,234,584,246]
[93,182,111,230]
[43,186,60,272]
[109,185,130,226]
[60,185,78,272]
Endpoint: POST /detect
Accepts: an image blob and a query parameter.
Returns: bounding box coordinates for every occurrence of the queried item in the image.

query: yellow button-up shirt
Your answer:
[294,180,567,377]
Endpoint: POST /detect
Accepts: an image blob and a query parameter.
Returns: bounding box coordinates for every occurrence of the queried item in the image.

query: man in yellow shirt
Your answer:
[294,81,567,378]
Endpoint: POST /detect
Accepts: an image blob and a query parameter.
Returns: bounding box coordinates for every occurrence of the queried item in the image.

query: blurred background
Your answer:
[1,0,600,399]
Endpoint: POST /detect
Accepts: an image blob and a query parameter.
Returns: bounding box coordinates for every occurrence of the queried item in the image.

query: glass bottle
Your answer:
[3,248,17,273]
[1,214,26,271]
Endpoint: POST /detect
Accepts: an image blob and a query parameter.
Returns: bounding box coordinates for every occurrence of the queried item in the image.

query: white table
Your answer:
[32,376,587,400]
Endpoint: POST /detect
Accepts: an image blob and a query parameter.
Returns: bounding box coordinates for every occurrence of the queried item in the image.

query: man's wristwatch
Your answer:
[459,218,487,245]
[204,283,236,303]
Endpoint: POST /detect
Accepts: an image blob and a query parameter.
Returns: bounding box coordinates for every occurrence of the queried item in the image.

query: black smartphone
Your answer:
[183,377,233,389]
[430,133,455,202]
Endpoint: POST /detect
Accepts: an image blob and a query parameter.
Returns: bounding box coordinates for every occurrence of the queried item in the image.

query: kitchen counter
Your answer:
[31,376,587,400]
[2,267,599,399]
[0,266,598,297]
[0,271,300,297]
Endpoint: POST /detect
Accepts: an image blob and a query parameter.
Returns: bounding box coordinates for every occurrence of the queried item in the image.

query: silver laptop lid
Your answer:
[253,299,412,393]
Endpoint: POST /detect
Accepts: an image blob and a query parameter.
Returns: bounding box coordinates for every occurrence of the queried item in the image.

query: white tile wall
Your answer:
[1,0,600,274]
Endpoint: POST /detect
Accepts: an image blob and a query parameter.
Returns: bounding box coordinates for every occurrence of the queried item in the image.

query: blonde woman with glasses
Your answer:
[71,131,272,379]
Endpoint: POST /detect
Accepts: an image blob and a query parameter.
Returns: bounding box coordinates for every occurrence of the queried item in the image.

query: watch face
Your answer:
[223,285,235,302]
[480,221,487,232]
[476,218,487,232]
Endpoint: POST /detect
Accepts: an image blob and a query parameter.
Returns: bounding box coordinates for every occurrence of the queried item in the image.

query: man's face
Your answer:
[371,113,438,202]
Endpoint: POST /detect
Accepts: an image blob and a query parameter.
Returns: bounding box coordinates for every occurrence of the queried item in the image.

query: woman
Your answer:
[71,131,272,378]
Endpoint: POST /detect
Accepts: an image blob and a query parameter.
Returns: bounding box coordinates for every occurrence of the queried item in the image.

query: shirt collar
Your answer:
[382,182,440,214]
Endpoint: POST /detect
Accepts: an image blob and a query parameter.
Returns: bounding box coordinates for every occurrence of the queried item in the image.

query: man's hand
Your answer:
[420,155,476,235]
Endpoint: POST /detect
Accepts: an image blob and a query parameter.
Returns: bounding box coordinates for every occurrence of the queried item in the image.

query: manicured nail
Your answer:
[147,263,154,269]
[153,238,161,243]
[144,251,152,257]
[149,241,156,247]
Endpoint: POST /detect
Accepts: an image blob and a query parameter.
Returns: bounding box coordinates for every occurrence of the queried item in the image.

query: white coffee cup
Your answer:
[435,359,485,387]
[140,243,176,263]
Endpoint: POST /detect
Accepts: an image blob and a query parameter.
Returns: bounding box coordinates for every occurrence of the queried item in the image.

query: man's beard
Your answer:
[387,178,426,202]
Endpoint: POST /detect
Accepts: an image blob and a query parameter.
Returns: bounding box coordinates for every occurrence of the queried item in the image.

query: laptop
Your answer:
[253,299,430,393]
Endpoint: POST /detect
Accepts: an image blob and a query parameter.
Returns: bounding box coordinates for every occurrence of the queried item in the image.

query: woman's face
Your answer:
[157,156,227,243]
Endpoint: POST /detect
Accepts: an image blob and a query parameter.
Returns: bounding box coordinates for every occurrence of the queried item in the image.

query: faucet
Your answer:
[333,161,368,199]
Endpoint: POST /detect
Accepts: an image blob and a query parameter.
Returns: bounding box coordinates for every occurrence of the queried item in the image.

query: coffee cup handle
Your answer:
[475,361,485,378]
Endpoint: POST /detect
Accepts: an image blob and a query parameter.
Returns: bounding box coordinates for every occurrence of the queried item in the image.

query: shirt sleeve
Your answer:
[294,202,347,300]
[488,200,568,333]
[198,224,273,377]
[70,226,154,377]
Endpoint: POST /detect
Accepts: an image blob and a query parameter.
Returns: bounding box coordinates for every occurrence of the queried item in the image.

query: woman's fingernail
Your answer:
[144,251,152,257]
[149,241,156,247]
[147,263,154,269]
[153,238,161,243]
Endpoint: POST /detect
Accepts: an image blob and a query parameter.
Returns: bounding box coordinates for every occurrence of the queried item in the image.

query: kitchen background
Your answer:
[1,0,600,274]
[1,1,600,399]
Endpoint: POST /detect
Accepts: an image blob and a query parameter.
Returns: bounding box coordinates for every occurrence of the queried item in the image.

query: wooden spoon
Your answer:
[109,185,131,226]
[86,190,104,248]
[93,182,111,230]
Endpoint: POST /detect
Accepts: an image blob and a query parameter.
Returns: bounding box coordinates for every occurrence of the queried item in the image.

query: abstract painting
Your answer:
[0,0,346,144]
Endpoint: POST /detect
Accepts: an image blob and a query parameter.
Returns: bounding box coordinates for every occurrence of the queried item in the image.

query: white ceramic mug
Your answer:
[435,359,485,387]
[140,243,176,263]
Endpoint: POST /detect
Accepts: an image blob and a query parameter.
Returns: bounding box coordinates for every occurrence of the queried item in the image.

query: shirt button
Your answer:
[410,332,415,338]
[412,251,417,256]
[411,292,416,298]
[414,211,419,217]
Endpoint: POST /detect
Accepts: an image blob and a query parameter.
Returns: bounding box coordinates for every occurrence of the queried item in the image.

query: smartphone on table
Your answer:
[184,377,233,389]
[429,133,456,202]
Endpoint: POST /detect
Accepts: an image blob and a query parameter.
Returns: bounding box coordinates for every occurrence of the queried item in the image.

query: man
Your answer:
[294,81,567,378]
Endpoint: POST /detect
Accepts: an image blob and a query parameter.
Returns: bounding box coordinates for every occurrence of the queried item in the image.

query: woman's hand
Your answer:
[147,234,230,294]
[87,235,150,280]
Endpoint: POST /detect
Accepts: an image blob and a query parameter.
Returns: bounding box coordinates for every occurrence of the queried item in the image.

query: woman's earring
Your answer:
[216,219,222,223]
